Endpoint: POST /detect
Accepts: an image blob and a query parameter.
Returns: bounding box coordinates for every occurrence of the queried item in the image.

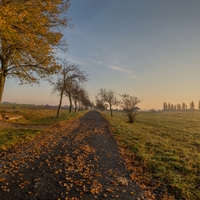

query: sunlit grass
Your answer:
[1,107,88,124]
[0,129,41,150]
[101,110,200,200]
[0,107,88,150]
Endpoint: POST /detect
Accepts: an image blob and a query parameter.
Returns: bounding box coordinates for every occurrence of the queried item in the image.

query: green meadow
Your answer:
[1,106,199,199]
[0,106,87,150]
[102,111,200,200]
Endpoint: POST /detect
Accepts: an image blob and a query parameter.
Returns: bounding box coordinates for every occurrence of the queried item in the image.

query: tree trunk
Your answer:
[69,95,72,113]
[74,100,77,112]
[0,74,6,104]
[0,60,7,104]
[0,38,10,104]
[129,115,134,123]
[128,112,136,123]
[78,103,81,111]
[109,104,113,117]
[56,89,64,117]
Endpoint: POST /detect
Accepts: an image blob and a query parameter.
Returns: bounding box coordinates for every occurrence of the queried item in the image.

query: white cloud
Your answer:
[107,65,131,73]
[91,59,103,65]
[54,51,87,66]
[129,74,139,79]
[107,65,138,79]
[67,57,87,66]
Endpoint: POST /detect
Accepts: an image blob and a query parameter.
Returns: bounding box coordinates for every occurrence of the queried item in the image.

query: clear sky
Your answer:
[3,0,200,109]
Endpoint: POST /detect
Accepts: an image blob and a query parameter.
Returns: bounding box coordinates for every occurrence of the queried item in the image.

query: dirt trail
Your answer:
[0,110,149,200]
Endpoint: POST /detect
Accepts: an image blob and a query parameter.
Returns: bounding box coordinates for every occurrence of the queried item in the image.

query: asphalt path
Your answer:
[0,110,147,200]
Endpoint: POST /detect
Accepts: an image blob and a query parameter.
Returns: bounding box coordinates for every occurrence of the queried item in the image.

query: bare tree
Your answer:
[96,88,118,117]
[177,103,181,110]
[52,79,64,117]
[95,97,108,112]
[120,94,141,123]
[52,66,68,117]
[163,102,167,110]
[52,60,89,116]
[182,102,186,110]
[79,89,91,110]
[190,101,195,110]
[71,82,82,112]
[168,103,171,110]
[64,66,88,113]
[71,84,91,112]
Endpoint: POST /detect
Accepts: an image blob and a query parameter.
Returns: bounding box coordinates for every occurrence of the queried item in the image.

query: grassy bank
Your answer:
[0,107,88,150]
[101,110,200,199]
[11,109,82,124]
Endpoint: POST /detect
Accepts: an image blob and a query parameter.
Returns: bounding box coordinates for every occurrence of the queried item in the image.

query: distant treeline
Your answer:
[163,101,200,110]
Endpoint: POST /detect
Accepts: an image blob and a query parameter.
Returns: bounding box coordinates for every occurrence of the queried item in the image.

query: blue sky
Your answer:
[3,0,200,109]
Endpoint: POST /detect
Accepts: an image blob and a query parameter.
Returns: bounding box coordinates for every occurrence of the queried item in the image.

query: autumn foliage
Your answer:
[0,0,70,102]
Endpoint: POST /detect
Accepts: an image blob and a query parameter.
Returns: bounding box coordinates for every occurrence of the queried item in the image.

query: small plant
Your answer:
[120,94,141,123]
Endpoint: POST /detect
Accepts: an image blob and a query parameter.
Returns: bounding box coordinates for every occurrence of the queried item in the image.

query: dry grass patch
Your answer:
[0,107,88,150]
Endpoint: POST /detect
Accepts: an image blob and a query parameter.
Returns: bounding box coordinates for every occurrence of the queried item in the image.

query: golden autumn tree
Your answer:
[0,0,71,102]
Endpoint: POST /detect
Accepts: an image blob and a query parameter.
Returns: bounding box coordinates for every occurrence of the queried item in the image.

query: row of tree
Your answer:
[95,88,141,123]
[163,101,200,110]
[0,1,142,124]
[0,1,93,117]
[52,60,92,117]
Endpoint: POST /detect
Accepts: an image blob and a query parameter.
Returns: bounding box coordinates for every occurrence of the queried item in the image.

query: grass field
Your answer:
[0,106,88,151]
[102,110,200,200]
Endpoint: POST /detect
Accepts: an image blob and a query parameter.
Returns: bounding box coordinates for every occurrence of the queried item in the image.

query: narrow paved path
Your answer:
[0,111,146,200]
